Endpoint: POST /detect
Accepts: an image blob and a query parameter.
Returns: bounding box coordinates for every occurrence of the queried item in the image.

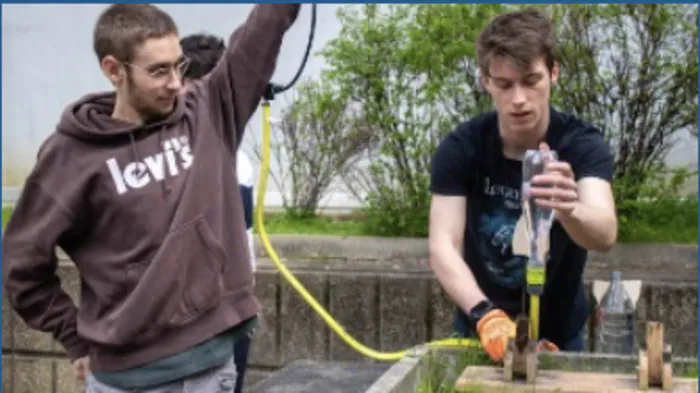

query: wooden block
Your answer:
[662,363,673,391]
[503,334,539,384]
[638,350,649,390]
[504,344,514,382]
[662,344,673,391]
[455,366,699,393]
[526,352,537,384]
[647,321,664,386]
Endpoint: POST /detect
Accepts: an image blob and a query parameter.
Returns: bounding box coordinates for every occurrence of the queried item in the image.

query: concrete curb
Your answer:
[363,349,699,393]
[364,347,430,393]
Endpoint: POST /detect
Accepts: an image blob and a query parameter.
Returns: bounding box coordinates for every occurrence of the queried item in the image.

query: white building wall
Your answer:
[1,3,360,210]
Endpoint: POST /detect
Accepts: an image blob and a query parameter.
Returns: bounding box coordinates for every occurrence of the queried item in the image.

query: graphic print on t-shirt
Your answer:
[477,176,527,289]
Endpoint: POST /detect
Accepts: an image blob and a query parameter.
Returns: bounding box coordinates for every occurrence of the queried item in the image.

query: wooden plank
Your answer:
[647,321,665,386]
[638,350,649,390]
[455,366,699,393]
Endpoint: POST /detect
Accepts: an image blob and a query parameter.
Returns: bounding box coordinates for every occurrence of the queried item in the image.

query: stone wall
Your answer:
[2,235,697,392]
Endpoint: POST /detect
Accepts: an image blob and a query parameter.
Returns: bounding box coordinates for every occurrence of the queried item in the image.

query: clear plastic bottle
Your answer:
[521,149,558,267]
[595,270,636,354]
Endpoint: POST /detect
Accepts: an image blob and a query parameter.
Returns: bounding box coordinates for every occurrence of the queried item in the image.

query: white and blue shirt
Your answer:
[236,150,255,272]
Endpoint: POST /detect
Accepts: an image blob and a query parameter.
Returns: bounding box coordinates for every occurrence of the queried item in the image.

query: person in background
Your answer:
[429,8,617,363]
[2,4,299,392]
[181,33,257,393]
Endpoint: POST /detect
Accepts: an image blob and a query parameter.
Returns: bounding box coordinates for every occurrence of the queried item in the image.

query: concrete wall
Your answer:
[1,235,697,392]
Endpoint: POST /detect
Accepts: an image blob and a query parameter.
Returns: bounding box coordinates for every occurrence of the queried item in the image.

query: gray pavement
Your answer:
[249,360,393,393]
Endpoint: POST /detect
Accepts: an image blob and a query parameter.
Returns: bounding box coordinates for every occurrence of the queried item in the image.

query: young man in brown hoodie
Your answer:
[2,4,300,392]
[179,32,259,393]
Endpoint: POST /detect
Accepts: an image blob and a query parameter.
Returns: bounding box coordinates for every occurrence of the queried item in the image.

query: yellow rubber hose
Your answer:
[253,101,481,361]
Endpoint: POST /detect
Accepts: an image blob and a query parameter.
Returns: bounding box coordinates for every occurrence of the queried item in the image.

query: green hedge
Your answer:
[617,198,698,243]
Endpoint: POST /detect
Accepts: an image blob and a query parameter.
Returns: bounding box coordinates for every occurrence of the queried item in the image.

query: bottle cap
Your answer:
[611,270,621,281]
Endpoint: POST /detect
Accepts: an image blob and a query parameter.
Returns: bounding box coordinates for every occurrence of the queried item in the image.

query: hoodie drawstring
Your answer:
[158,128,168,198]
[129,130,171,200]
[128,131,141,165]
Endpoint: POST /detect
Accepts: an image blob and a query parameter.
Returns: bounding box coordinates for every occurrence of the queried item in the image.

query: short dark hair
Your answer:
[477,8,556,76]
[93,4,179,63]
[180,33,226,80]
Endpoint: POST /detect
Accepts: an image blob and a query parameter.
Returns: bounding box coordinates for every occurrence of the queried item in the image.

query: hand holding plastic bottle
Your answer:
[527,142,579,219]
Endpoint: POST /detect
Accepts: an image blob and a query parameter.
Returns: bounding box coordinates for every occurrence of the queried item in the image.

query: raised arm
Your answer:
[2,180,88,361]
[203,4,301,149]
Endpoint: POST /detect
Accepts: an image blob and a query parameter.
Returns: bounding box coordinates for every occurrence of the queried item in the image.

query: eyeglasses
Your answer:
[123,57,191,83]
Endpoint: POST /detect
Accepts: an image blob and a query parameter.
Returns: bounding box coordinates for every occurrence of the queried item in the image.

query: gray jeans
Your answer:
[86,356,237,393]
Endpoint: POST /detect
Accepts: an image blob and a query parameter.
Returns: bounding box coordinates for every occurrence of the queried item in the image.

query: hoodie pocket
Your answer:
[155,215,225,328]
[100,215,225,346]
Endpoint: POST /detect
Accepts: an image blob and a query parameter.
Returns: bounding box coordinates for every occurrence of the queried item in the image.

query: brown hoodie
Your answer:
[2,4,300,372]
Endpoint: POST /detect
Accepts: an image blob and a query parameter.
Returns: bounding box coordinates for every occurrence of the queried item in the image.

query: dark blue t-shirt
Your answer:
[429,107,613,347]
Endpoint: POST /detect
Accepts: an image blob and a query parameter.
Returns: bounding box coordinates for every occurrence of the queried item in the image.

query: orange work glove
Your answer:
[537,339,559,353]
[475,309,516,363]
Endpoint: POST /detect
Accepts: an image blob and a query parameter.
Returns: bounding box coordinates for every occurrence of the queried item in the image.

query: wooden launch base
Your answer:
[455,366,698,393]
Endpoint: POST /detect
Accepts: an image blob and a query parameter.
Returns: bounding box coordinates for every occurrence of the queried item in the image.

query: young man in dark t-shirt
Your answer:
[428,8,618,363]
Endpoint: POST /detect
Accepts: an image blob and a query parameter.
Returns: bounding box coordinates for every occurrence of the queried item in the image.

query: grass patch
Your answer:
[2,206,12,229]
[417,348,493,393]
[259,203,698,243]
[679,362,699,379]
[2,201,697,244]
[255,212,367,236]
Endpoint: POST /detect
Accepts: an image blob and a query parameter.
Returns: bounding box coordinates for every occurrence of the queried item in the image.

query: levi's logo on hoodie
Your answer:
[106,136,194,195]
